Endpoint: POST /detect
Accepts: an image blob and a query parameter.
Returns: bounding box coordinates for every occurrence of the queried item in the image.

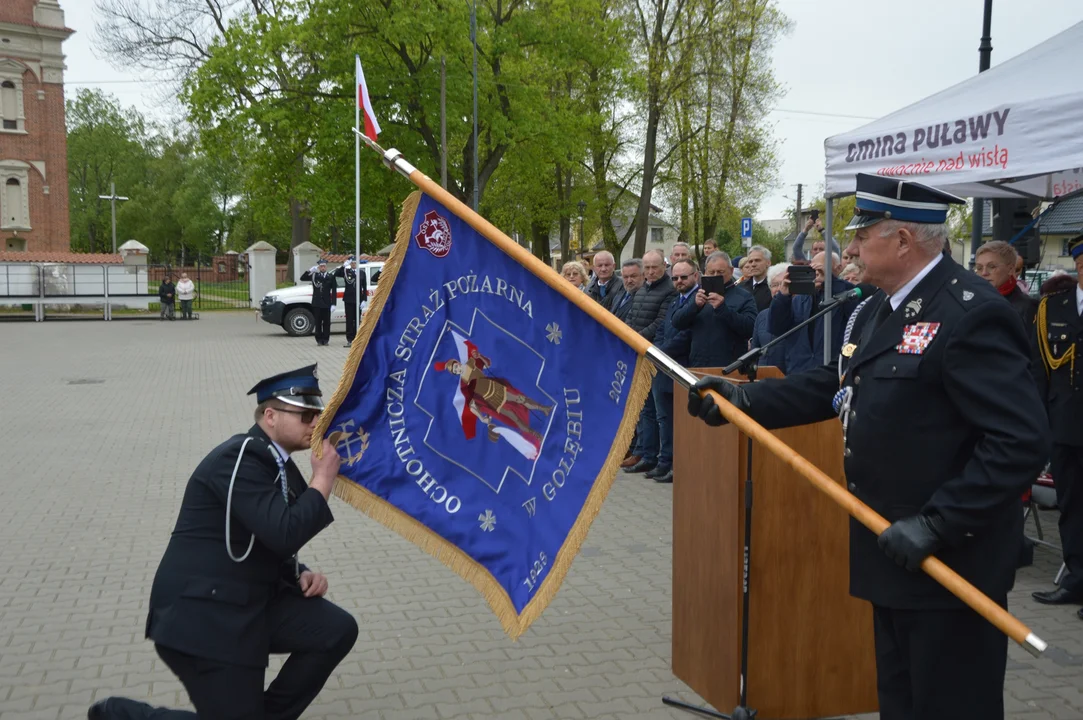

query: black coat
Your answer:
[739,256,1048,609]
[146,424,334,667]
[301,270,338,309]
[1005,283,1037,329]
[744,277,772,312]
[159,282,176,303]
[627,275,677,341]
[587,275,624,310]
[653,289,694,392]
[1032,286,1083,446]
[671,282,758,368]
[609,286,637,324]
[333,266,367,305]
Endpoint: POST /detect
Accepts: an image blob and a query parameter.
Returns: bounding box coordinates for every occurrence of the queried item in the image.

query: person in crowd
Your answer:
[669,242,692,268]
[175,273,195,320]
[623,250,677,476]
[89,365,358,719]
[671,251,757,369]
[561,260,589,291]
[749,262,789,372]
[840,262,864,285]
[610,259,642,325]
[740,245,773,311]
[792,217,842,263]
[688,173,1049,719]
[699,239,718,272]
[586,251,623,308]
[647,258,699,484]
[975,241,1037,328]
[1030,234,1083,620]
[333,256,367,347]
[300,258,337,346]
[1014,255,1030,294]
[159,276,176,321]
[1040,270,1077,297]
[768,250,859,375]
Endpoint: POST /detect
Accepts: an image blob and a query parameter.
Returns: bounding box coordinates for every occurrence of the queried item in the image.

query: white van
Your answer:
[258,261,384,336]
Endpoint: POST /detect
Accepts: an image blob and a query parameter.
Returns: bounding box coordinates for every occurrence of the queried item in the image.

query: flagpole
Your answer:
[354,57,362,318]
[349,129,1048,659]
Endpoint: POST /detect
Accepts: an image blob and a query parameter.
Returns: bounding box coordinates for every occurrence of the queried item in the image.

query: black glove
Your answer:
[686,376,750,427]
[877,513,947,571]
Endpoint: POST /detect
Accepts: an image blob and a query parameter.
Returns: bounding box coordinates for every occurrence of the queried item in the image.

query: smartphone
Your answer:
[810,209,820,221]
[700,275,729,297]
[787,265,816,295]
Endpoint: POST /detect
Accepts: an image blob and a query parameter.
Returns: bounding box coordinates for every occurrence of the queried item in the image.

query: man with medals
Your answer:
[687,173,1049,719]
[89,365,357,719]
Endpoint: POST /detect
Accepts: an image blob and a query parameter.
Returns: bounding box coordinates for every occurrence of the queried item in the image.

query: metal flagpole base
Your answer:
[661,697,756,719]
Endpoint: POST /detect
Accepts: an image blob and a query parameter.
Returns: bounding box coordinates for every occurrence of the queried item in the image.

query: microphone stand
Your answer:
[662,290,856,720]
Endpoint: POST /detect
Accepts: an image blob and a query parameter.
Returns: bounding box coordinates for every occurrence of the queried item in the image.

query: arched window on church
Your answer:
[4,177,24,228]
[0,81,17,130]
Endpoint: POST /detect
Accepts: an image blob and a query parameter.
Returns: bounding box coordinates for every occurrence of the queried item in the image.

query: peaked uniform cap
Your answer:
[247,364,325,410]
[846,173,965,230]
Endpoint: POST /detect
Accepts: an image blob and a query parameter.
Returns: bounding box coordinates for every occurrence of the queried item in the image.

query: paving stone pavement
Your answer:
[0,312,1081,720]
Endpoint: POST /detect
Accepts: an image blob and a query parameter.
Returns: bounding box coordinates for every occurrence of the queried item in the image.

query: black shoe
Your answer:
[654,469,673,483]
[87,699,111,719]
[344,343,352,347]
[1032,587,1083,605]
[645,464,670,479]
[625,459,657,474]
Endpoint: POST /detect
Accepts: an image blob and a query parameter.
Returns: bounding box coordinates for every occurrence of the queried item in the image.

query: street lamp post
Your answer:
[97,181,129,254]
[577,199,586,256]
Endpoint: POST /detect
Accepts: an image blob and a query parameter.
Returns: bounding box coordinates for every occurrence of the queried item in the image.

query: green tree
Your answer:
[66,89,150,253]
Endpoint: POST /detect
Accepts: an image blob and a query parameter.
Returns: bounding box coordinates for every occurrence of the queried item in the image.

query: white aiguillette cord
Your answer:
[226,437,257,562]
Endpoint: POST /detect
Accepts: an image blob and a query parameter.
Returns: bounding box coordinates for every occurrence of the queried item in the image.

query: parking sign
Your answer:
[741,217,752,247]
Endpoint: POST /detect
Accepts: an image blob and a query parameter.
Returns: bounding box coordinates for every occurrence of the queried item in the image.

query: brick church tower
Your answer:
[0,0,73,253]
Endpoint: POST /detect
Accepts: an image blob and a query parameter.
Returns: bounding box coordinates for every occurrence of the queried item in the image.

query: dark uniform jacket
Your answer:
[333,266,367,306]
[300,269,337,309]
[146,424,334,667]
[671,281,758,368]
[627,275,677,341]
[739,256,1048,608]
[1032,286,1083,446]
[587,275,624,310]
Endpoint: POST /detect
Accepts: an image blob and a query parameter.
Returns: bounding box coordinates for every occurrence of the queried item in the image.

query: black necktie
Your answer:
[869,296,893,335]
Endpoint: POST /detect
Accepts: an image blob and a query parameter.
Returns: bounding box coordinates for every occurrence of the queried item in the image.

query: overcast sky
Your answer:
[60,0,1083,223]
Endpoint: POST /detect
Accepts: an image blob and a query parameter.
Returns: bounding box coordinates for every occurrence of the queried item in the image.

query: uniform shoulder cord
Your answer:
[225,437,257,563]
[1036,295,1075,381]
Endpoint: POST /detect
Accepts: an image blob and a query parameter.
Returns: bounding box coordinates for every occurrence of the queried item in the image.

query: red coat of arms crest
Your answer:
[414,210,453,258]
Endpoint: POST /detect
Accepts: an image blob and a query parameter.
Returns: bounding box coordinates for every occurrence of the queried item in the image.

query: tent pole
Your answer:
[969,0,994,267]
[823,198,833,365]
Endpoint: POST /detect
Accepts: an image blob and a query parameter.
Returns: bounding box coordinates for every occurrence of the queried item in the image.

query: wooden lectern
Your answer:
[671,368,878,719]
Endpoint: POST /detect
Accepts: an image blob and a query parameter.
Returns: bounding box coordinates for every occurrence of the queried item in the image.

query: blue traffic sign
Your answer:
[741,217,752,239]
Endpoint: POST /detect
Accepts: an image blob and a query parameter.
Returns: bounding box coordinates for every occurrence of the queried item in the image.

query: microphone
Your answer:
[821,286,864,307]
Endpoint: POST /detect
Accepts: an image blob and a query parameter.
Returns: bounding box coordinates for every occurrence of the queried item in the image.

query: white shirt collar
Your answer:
[888,253,943,311]
[269,439,290,466]
[1076,285,1083,316]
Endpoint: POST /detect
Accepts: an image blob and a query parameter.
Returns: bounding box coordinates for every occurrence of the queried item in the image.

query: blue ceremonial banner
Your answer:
[316,191,653,638]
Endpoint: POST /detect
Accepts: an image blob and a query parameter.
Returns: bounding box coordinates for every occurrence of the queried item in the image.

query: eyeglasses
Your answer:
[274,407,321,424]
[672,274,695,281]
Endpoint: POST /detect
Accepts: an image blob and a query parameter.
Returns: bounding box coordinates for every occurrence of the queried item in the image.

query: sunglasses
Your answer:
[275,407,321,424]
[672,274,695,281]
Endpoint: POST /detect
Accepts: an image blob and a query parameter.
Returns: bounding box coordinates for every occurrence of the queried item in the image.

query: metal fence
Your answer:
[147,257,250,311]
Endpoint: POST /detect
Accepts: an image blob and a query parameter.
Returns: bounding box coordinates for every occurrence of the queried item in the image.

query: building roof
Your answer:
[0,251,122,264]
[981,196,1083,236]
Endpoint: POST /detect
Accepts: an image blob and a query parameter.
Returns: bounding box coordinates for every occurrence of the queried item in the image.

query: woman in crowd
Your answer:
[748,262,789,372]
[974,240,1037,327]
[561,260,589,291]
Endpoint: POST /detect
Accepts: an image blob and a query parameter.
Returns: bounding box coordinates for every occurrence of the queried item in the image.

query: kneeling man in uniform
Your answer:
[90,365,357,719]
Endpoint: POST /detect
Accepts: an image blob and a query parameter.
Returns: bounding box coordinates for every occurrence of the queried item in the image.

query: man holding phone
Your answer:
[672,251,758,370]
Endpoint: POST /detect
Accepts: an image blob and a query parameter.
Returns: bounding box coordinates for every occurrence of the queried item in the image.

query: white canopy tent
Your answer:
[824,20,1083,201]
[813,21,1083,364]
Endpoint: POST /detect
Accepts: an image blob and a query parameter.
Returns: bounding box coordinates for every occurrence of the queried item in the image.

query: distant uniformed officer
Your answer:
[333,256,367,347]
[1030,234,1083,618]
[301,258,338,346]
[688,174,1049,719]
[90,365,357,720]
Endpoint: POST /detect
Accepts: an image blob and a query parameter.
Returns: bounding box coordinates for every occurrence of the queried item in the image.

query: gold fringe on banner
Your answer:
[313,189,654,639]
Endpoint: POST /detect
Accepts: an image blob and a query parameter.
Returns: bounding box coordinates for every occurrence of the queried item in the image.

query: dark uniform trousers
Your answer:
[1033,287,1083,593]
[313,307,332,345]
[95,425,358,720]
[731,256,1048,720]
[343,302,358,344]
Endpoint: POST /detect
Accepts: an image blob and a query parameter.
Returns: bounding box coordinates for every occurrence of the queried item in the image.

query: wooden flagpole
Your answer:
[351,131,1048,658]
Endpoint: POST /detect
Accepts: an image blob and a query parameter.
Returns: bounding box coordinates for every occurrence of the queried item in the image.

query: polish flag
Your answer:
[356,55,381,141]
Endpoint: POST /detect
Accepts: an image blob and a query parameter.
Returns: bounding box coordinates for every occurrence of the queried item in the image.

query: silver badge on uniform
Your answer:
[904,297,922,319]
[962,290,974,301]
